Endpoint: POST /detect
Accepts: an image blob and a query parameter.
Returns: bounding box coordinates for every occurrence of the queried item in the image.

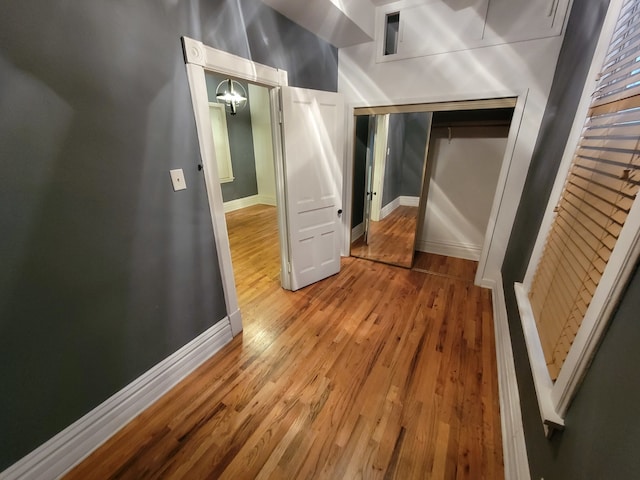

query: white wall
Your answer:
[417,127,508,261]
[339,3,568,285]
[261,0,373,47]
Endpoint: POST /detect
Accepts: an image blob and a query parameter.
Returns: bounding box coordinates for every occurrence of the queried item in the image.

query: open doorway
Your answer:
[203,72,280,310]
[182,37,345,336]
[349,101,515,279]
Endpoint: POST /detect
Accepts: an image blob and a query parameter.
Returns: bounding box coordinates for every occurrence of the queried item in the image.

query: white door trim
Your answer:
[182,37,292,329]
[370,114,389,221]
[343,89,527,287]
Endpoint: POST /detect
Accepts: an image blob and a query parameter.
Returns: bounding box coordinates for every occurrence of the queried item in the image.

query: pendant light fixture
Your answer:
[215,78,247,115]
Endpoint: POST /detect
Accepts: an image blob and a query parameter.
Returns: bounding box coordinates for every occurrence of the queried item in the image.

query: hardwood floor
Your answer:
[351,205,418,268]
[65,204,503,480]
[226,204,281,289]
[412,252,478,284]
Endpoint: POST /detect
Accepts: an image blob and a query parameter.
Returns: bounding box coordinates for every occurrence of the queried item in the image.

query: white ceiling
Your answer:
[261,0,379,48]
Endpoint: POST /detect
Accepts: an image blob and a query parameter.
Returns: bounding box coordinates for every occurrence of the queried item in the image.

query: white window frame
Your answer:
[207,102,235,184]
[514,0,640,435]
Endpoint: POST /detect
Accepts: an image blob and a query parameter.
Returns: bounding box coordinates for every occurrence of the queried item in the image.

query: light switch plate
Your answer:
[169,169,187,191]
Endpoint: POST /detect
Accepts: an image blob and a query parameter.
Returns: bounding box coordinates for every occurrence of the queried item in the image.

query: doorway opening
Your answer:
[182,37,291,335]
[203,72,280,312]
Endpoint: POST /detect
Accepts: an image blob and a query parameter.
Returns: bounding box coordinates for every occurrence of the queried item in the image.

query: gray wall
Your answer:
[498,0,640,478]
[550,262,640,479]
[401,112,430,196]
[352,116,369,228]
[205,73,258,202]
[382,113,429,207]
[0,0,337,470]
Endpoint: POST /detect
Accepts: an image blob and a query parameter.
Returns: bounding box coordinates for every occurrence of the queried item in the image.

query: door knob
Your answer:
[337,209,343,216]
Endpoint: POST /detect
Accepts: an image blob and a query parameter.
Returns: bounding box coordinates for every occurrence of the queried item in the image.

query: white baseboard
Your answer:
[256,194,276,206]
[380,197,400,219]
[223,194,276,213]
[352,222,364,241]
[224,194,259,213]
[1,319,234,480]
[490,275,531,480]
[379,196,420,220]
[416,239,482,261]
[399,195,420,207]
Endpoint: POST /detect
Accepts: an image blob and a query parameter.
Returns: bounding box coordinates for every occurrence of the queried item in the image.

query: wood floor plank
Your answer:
[351,205,418,267]
[64,204,503,480]
[413,251,478,283]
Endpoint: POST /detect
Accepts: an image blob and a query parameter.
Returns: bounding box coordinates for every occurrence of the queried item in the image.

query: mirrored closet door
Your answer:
[350,112,433,268]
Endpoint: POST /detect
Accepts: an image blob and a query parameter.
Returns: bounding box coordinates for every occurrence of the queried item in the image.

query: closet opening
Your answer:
[349,102,514,277]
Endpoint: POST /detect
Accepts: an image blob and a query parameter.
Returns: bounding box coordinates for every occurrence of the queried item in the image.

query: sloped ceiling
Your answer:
[260,0,377,48]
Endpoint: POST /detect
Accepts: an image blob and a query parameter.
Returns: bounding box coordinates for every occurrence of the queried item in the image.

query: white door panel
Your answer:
[281,86,344,291]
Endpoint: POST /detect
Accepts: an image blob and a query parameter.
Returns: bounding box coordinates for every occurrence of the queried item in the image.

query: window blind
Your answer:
[529,0,640,380]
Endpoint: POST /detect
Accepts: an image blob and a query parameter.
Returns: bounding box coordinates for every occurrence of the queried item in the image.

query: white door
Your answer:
[281,86,344,291]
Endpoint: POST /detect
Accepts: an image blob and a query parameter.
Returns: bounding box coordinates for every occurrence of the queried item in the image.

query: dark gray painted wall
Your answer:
[352,116,369,229]
[0,0,337,470]
[205,73,258,202]
[499,0,637,478]
[401,112,430,196]
[382,113,429,207]
[201,1,338,92]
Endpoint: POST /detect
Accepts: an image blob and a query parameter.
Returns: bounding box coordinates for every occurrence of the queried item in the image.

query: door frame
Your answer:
[182,37,292,335]
[369,114,389,222]
[344,94,525,286]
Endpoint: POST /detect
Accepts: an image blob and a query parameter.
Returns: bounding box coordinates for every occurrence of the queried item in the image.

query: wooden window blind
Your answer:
[529,0,640,380]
